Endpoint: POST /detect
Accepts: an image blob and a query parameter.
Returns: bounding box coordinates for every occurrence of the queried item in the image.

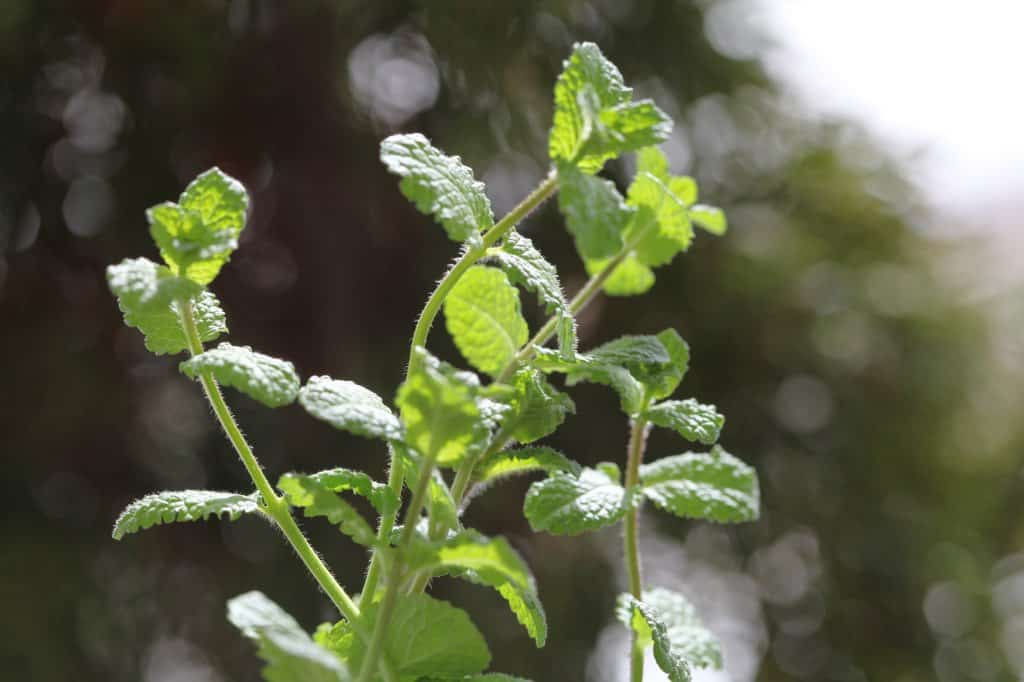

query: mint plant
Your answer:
[107,42,759,682]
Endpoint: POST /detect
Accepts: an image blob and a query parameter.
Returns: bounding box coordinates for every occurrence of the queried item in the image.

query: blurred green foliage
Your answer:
[1,1,1021,681]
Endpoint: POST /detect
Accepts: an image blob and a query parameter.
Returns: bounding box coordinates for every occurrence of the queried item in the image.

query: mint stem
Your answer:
[624,414,650,682]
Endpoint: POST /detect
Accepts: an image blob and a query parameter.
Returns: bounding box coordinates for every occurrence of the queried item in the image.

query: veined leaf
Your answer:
[490,231,577,359]
[578,99,672,165]
[587,334,670,369]
[325,593,490,679]
[473,446,581,486]
[397,348,488,466]
[639,446,760,523]
[299,376,403,441]
[148,168,249,286]
[227,591,349,682]
[532,347,645,415]
[444,266,529,377]
[107,257,227,355]
[645,329,690,401]
[303,468,399,516]
[616,588,723,670]
[278,474,378,547]
[410,530,547,646]
[618,595,691,682]
[625,173,694,267]
[644,399,724,445]
[549,43,669,173]
[523,467,636,535]
[690,204,727,235]
[557,164,633,261]
[380,133,493,245]
[180,343,300,408]
[500,369,576,444]
[112,490,260,540]
[585,254,655,297]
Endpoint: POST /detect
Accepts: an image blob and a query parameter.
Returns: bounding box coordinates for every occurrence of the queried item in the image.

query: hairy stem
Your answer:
[356,452,437,682]
[362,171,560,605]
[624,415,650,682]
[177,301,369,642]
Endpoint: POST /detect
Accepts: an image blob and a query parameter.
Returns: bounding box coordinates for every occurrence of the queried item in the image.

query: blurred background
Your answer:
[2,1,1022,680]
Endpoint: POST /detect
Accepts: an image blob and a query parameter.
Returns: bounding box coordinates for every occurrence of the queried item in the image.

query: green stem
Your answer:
[356,453,437,682]
[495,237,635,383]
[624,415,649,682]
[360,445,403,604]
[177,301,367,640]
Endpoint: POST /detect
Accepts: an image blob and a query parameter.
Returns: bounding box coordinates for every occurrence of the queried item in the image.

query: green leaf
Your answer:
[639,446,760,523]
[148,168,249,286]
[112,490,260,540]
[107,257,227,355]
[616,588,723,670]
[473,446,581,487]
[410,531,547,647]
[644,399,724,445]
[499,369,576,444]
[397,348,488,466]
[303,468,399,516]
[227,591,349,682]
[532,348,645,415]
[557,164,633,261]
[299,376,403,441]
[587,334,670,368]
[578,100,672,165]
[328,593,490,679]
[549,43,670,173]
[523,467,635,535]
[690,204,727,235]
[618,595,691,682]
[624,173,693,267]
[645,329,690,401]
[444,266,529,377]
[490,231,577,358]
[180,343,300,408]
[380,133,493,245]
[278,474,378,547]
[585,254,655,297]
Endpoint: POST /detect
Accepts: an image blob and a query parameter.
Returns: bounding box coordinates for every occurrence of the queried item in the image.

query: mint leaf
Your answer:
[112,490,260,540]
[639,446,759,523]
[303,468,399,516]
[410,530,547,646]
[148,168,249,286]
[380,133,493,245]
[585,254,655,297]
[578,99,672,165]
[532,347,645,415]
[397,348,488,466]
[587,334,670,368]
[107,257,227,355]
[616,588,723,670]
[473,446,581,486]
[299,376,403,441]
[523,467,636,535]
[444,266,529,377]
[625,173,693,267]
[278,473,378,547]
[690,204,727,235]
[557,164,633,260]
[490,231,577,359]
[618,595,691,682]
[549,43,669,173]
[329,593,490,678]
[227,591,349,682]
[500,369,575,444]
[180,343,300,408]
[644,399,724,445]
[645,329,690,401]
